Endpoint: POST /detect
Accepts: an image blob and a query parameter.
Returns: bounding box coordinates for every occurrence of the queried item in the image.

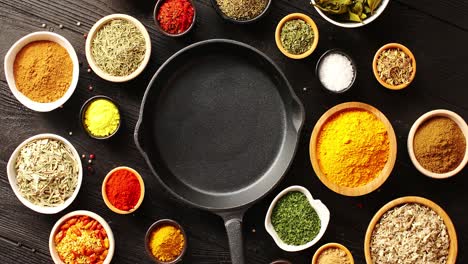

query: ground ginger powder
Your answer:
[317,109,390,187]
[13,40,73,103]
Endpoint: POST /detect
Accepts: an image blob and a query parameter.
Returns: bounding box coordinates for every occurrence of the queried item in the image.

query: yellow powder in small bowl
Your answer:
[84,98,120,138]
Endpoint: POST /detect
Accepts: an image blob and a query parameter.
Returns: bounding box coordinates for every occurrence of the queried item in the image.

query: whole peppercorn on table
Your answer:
[0,0,467,263]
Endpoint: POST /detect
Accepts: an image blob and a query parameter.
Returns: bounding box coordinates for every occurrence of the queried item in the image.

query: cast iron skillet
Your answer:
[135,39,304,264]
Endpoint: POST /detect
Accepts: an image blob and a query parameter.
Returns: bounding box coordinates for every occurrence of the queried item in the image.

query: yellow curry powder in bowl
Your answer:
[310,102,397,196]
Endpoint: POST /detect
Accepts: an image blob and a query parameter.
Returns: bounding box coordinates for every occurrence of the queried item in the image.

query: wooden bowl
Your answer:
[85,14,151,82]
[408,109,468,179]
[364,196,458,264]
[275,13,319,59]
[312,243,354,264]
[102,166,145,214]
[372,43,416,90]
[309,102,397,196]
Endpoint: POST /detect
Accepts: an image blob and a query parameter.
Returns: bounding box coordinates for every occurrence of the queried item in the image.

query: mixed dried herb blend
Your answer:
[370,203,450,264]
[313,0,382,22]
[376,48,413,86]
[216,0,268,21]
[271,191,320,245]
[91,19,146,77]
[280,19,314,55]
[15,138,79,207]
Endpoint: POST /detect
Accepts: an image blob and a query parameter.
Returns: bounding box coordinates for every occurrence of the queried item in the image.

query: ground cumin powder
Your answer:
[13,40,73,103]
[414,116,466,173]
[317,247,351,264]
[317,109,390,187]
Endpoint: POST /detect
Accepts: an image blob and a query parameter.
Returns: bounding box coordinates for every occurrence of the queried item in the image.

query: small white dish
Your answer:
[6,133,83,214]
[49,210,115,264]
[264,185,330,252]
[408,109,468,179]
[4,32,80,112]
[85,14,152,82]
[311,0,390,28]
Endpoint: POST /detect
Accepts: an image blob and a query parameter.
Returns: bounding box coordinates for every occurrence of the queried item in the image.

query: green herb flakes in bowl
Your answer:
[265,186,330,252]
[7,134,82,214]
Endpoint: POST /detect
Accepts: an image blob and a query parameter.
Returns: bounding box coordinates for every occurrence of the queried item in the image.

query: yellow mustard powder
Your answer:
[317,109,390,187]
[84,99,120,137]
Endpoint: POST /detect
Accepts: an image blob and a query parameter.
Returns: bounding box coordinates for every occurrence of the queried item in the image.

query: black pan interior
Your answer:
[137,40,302,210]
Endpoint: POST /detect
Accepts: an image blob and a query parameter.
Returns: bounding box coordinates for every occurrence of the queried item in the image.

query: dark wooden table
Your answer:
[1,0,467,263]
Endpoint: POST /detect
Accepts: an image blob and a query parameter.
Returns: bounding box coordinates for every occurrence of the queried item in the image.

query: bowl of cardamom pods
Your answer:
[311,0,390,28]
[264,185,330,252]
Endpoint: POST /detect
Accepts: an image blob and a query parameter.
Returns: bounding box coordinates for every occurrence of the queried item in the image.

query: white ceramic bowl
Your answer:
[85,14,152,82]
[6,133,83,214]
[408,110,468,179]
[4,32,79,112]
[49,210,115,264]
[312,0,390,28]
[264,185,330,252]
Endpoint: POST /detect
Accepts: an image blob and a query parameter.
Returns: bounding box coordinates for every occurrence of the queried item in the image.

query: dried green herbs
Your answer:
[271,191,321,245]
[280,19,314,55]
[216,0,268,21]
[313,0,382,22]
[15,138,79,207]
[376,48,413,86]
[92,19,146,77]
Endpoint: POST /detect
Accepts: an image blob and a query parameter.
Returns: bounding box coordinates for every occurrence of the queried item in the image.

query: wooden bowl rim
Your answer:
[85,14,152,83]
[311,242,354,264]
[275,13,319,60]
[102,166,145,214]
[407,109,468,179]
[364,196,458,264]
[309,102,397,196]
[372,43,416,90]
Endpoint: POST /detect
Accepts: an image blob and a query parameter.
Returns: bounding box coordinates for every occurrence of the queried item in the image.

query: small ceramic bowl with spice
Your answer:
[407,109,468,179]
[7,133,83,214]
[145,219,188,263]
[316,49,357,94]
[364,196,458,264]
[49,210,115,264]
[80,95,121,139]
[4,31,79,112]
[86,14,151,82]
[309,102,397,196]
[154,0,196,37]
[312,243,354,264]
[373,43,416,90]
[211,0,272,24]
[265,185,330,252]
[102,166,145,214]
[311,0,390,28]
[275,13,319,59]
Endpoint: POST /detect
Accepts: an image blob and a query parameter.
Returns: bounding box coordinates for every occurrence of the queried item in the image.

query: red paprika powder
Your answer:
[157,0,195,34]
[105,168,141,211]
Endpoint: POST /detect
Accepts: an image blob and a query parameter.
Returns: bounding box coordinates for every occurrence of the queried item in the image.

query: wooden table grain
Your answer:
[0,0,467,263]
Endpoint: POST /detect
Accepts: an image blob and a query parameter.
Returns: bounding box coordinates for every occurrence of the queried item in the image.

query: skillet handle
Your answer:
[221,212,246,264]
[291,97,305,133]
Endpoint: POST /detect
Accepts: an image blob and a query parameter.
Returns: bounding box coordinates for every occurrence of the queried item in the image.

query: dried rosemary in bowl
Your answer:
[91,19,146,77]
[14,138,79,207]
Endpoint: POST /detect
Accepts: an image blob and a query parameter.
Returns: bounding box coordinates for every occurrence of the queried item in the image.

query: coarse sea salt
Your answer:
[318,52,355,92]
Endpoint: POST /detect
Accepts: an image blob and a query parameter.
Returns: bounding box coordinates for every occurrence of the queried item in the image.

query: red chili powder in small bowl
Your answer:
[104,167,143,212]
[155,0,195,35]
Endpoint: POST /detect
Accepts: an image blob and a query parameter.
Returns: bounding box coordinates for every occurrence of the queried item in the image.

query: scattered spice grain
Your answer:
[215,0,268,21]
[370,203,450,264]
[317,247,351,264]
[376,48,413,86]
[280,19,314,55]
[317,109,389,187]
[414,117,466,173]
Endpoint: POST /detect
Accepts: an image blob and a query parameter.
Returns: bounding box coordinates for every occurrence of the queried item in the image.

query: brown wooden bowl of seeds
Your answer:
[372,43,416,90]
[364,196,458,264]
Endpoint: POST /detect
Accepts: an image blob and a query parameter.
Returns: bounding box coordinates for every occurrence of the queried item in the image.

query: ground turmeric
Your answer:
[317,109,389,187]
[148,224,185,262]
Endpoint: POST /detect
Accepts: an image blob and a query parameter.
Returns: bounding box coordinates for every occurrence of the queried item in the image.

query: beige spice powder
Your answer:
[317,248,351,264]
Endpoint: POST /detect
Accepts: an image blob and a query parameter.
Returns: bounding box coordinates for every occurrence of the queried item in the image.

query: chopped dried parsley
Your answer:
[15,138,79,207]
[91,19,146,77]
[271,191,320,245]
[376,48,413,86]
[280,19,314,55]
[370,203,450,264]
